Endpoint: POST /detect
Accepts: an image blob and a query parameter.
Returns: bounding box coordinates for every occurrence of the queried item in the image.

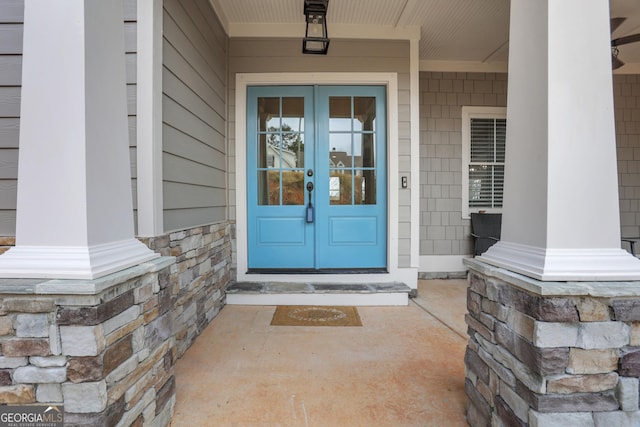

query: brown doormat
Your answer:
[271,306,362,326]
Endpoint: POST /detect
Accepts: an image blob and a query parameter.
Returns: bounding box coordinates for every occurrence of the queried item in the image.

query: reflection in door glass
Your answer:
[329,134,352,161]
[329,171,352,205]
[355,170,376,205]
[328,96,377,205]
[257,96,305,205]
[258,97,280,131]
[282,98,305,132]
[329,97,352,131]
[258,134,280,168]
[354,97,376,131]
[282,171,304,205]
[358,134,375,168]
[258,170,280,206]
[282,133,304,168]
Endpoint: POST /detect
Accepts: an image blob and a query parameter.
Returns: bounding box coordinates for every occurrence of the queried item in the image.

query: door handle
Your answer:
[306,181,314,223]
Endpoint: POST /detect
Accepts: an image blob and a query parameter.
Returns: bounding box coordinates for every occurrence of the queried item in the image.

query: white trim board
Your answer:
[226,23,420,41]
[419,255,470,273]
[234,72,417,288]
[136,0,164,237]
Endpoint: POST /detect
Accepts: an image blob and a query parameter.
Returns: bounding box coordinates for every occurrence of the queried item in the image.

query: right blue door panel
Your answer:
[315,86,387,269]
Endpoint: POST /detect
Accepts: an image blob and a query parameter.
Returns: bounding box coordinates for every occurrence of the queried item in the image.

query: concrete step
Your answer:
[225,281,411,306]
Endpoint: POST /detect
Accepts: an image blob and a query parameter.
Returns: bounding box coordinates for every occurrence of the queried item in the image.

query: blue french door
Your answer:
[247,85,387,271]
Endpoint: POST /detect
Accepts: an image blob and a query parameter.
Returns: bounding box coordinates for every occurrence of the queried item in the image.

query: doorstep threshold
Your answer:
[225,281,410,306]
[226,281,411,294]
[247,268,388,274]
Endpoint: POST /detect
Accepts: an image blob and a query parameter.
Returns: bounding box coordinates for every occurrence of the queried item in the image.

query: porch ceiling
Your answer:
[209,0,640,73]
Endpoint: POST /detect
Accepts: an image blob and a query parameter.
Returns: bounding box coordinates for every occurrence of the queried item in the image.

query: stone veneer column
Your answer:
[479,0,640,280]
[0,257,176,426]
[0,0,157,279]
[465,259,640,427]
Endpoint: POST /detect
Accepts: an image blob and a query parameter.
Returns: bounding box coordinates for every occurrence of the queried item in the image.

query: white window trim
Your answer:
[461,106,507,219]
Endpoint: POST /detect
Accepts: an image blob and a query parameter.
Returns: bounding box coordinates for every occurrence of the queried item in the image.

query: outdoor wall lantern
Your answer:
[302,0,330,54]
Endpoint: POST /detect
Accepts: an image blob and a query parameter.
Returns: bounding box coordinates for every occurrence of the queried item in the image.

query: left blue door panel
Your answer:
[247,86,315,269]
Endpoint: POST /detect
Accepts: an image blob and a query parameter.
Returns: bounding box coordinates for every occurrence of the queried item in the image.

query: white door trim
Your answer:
[235,72,400,284]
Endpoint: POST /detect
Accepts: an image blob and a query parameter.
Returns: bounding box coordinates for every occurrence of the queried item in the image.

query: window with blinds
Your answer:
[461,107,507,218]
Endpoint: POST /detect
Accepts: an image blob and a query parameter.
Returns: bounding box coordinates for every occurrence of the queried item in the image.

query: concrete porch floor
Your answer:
[171,279,469,426]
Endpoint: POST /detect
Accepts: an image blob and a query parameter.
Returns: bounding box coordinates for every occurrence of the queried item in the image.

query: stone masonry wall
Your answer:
[141,221,232,357]
[0,222,232,425]
[465,260,640,427]
[0,258,176,426]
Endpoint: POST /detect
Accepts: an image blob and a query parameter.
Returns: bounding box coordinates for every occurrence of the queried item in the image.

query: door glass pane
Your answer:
[258,97,280,131]
[329,133,352,157]
[258,170,280,205]
[355,134,376,168]
[267,133,282,150]
[282,133,304,168]
[257,134,267,168]
[282,171,304,205]
[259,134,280,168]
[329,171,352,205]
[355,170,376,205]
[257,95,305,206]
[282,97,305,132]
[354,97,376,132]
[329,97,352,131]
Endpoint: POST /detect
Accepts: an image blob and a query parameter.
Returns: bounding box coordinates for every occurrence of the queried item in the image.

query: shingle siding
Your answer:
[0,1,22,236]
[615,74,640,242]
[419,71,508,256]
[420,71,640,257]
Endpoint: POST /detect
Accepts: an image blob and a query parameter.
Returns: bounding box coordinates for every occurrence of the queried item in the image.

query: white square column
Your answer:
[479,0,640,280]
[0,0,158,279]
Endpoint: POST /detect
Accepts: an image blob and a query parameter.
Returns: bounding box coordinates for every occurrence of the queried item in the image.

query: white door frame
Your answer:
[235,72,401,284]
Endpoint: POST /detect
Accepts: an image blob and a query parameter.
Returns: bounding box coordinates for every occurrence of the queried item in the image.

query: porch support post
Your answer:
[0,0,158,279]
[479,0,640,280]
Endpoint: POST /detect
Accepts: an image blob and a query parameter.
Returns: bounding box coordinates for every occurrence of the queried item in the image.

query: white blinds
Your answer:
[469,118,505,208]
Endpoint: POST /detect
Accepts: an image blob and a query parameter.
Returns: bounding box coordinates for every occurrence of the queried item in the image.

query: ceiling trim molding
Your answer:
[208,0,229,34]
[228,23,421,41]
[420,60,640,75]
[420,60,508,73]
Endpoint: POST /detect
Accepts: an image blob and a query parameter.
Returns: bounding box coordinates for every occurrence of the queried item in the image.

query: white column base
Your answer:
[0,239,159,280]
[479,241,640,281]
